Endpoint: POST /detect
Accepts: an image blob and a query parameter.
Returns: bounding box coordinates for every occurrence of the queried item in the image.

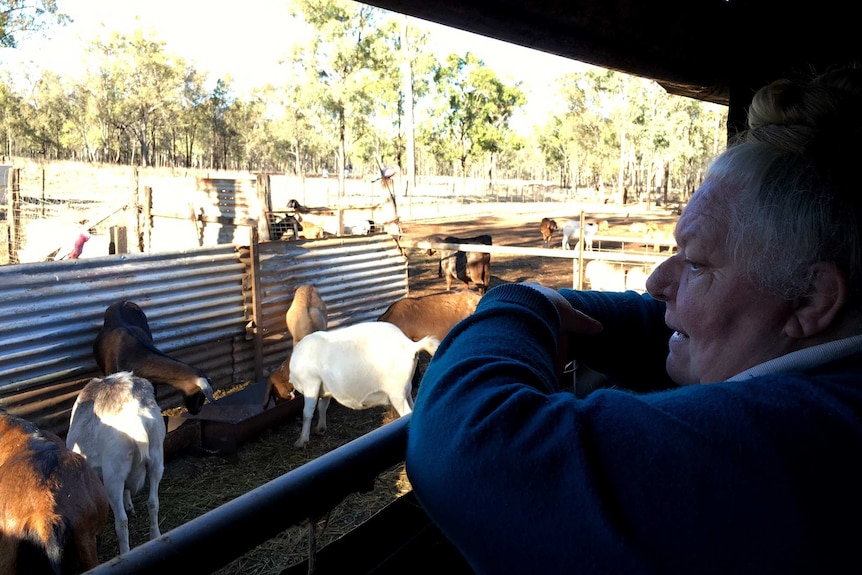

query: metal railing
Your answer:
[86,414,411,574]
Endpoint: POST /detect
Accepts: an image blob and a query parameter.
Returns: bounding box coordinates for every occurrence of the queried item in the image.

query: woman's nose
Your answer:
[646,257,674,301]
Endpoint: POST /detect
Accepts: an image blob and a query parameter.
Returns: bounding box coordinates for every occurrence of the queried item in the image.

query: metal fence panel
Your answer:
[244,234,409,379]
[0,233,409,435]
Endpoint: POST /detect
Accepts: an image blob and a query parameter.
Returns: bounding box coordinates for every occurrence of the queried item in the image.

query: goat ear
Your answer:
[784,262,848,339]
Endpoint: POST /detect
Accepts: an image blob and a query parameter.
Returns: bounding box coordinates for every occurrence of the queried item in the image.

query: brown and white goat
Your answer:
[93,301,216,415]
[540,218,558,248]
[0,409,108,575]
[428,234,492,294]
[377,290,481,342]
[66,371,166,557]
[268,285,329,404]
[288,321,439,448]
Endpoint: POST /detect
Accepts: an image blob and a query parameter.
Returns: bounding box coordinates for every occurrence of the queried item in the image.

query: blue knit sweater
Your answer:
[406,283,862,574]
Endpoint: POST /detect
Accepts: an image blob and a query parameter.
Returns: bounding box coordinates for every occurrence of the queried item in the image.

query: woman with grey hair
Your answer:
[406,64,862,574]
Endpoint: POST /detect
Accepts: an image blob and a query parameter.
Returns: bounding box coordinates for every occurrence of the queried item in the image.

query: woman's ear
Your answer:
[784,262,848,338]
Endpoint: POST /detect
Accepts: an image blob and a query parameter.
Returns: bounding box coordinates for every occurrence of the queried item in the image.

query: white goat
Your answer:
[66,371,166,556]
[561,219,598,251]
[343,219,373,235]
[288,321,440,448]
[584,260,627,291]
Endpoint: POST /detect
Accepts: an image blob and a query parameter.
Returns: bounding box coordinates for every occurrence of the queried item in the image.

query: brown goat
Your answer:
[286,285,328,343]
[93,301,216,415]
[540,218,559,248]
[0,409,108,575]
[268,285,329,404]
[377,290,482,342]
[428,234,492,294]
[298,220,326,239]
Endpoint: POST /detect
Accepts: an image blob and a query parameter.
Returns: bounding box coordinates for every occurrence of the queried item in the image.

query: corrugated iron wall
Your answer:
[0,234,408,435]
[245,234,409,380]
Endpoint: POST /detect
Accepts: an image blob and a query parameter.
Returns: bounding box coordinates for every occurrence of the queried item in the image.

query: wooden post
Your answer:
[577,210,586,289]
[109,226,128,254]
[138,186,153,253]
[9,168,20,264]
[256,173,272,241]
[189,203,203,247]
[248,226,264,382]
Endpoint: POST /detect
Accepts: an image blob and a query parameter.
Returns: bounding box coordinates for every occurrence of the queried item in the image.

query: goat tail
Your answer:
[415,335,441,357]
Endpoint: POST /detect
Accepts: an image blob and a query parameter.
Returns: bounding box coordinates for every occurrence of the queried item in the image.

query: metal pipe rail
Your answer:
[85,415,411,574]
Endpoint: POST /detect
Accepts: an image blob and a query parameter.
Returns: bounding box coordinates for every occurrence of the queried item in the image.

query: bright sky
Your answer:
[0,0,595,132]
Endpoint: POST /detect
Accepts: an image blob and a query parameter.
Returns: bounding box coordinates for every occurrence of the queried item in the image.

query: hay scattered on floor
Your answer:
[96,392,410,574]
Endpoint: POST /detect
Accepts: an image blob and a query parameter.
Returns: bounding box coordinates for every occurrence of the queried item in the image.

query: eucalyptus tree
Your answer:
[86,30,187,166]
[663,95,726,201]
[64,77,102,162]
[165,66,208,168]
[538,115,574,188]
[204,79,238,170]
[266,75,331,178]
[391,16,435,192]
[0,74,24,157]
[18,69,71,158]
[422,52,525,190]
[227,93,277,172]
[290,0,399,200]
[0,0,68,47]
[542,68,727,203]
[539,71,604,193]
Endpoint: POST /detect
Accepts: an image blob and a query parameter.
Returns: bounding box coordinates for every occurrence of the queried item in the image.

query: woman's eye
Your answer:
[684,258,702,272]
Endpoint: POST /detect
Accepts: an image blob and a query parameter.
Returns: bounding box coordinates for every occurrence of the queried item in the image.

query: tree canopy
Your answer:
[0,0,726,201]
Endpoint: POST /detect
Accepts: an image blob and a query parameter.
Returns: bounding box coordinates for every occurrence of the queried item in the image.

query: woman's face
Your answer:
[645,178,797,385]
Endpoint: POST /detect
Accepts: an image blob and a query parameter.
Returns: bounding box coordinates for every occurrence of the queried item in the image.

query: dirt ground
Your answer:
[94,207,679,573]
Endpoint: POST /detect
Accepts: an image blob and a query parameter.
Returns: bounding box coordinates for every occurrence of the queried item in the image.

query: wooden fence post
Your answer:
[248,226,264,382]
[257,173,273,242]
[139,186,152,253]
[9,168,20,263]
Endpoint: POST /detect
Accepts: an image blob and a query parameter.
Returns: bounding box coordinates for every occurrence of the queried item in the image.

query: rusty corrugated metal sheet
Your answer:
[0,246,245,433]
[0,234,409,435]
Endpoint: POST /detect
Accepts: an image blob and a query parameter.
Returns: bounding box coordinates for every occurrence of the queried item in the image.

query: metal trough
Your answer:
[181,379,301,455]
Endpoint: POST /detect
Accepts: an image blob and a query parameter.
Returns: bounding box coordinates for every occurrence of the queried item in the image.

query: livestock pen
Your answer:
[1,0,851,568]
[0,217,674,573]
[82,233,672,573]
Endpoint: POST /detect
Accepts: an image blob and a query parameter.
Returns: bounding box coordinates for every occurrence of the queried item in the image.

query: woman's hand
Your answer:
[522,283,603,384]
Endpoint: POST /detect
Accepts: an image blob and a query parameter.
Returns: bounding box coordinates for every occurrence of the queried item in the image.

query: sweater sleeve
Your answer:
[560,289,676,391]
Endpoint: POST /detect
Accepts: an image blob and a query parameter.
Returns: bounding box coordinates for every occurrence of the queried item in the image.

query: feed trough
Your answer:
[180,379,302,455]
